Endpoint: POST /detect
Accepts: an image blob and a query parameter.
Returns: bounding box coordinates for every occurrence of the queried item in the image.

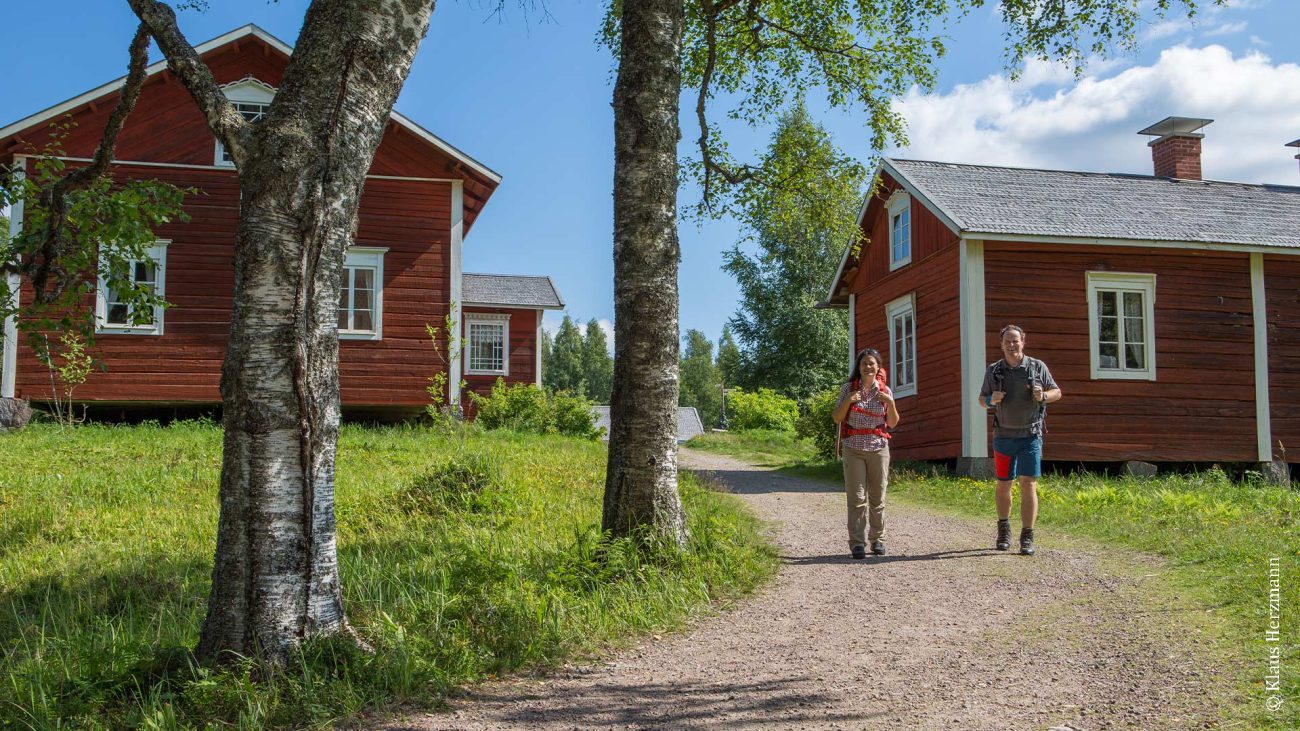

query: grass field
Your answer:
[0,422,778,729]
[686,431,1299,729]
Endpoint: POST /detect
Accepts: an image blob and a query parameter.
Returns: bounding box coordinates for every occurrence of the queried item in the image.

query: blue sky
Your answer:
[4,1,1299,350]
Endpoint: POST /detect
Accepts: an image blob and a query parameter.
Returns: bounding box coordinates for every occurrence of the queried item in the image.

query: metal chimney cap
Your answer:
[1138,116,1214,138]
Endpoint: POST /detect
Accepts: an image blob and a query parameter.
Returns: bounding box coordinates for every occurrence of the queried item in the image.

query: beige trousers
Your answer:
[842,444,890,548]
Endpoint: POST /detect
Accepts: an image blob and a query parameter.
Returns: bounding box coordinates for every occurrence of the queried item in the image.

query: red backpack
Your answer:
[837,370,892,454]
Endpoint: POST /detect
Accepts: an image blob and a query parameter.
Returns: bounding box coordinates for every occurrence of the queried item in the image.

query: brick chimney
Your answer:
[1138,116,1213,180]
[1287,139,1300,172]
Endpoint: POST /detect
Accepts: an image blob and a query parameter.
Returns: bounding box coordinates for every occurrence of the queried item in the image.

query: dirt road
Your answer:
[386,448,1226,730]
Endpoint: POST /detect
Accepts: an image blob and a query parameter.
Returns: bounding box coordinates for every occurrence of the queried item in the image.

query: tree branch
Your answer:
[126,0,250,166]
[19,24,152,302]
[696,0,759,211]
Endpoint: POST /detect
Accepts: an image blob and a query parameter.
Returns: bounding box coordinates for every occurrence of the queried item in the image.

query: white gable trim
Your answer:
[823,158,966,304]
[0,24,501,184]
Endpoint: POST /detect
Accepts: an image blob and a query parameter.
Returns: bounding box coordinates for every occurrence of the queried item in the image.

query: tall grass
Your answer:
[687,431,1299,729]
[0,422,777,729]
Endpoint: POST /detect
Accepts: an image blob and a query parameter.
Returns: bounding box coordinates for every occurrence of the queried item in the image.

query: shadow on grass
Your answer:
[384,676,893,729]
[0,555,211,722]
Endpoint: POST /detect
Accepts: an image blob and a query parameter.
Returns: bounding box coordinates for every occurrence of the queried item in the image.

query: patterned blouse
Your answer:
[839,380,890,453]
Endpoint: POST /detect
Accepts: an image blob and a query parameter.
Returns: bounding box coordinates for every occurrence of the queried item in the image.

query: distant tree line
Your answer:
[541,315,614,404]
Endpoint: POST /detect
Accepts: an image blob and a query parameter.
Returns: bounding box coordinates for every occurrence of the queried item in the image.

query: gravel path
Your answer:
[384,449,1227,730]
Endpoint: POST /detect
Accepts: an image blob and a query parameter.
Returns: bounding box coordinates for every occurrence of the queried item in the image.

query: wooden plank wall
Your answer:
[852,180,962,461]
[983,242,1257,463]
[14,163,453,408]
[460,307,541,418]
[1265,255,1300,463]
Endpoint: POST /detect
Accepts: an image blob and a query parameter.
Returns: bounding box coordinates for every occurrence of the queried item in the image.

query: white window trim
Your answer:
[885,292,917,398]
[464,312,510,376]
[95,241,169,336]
[214,79,275,167]
[887,191,912,271]
[339,246,386,341]
[1086,271,1156,381]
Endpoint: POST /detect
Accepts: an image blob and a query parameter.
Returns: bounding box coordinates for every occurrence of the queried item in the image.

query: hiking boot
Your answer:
[871,539,886,556]
[996,519,1011,551]
[851,545,867,560]
[1019,528,1036,556]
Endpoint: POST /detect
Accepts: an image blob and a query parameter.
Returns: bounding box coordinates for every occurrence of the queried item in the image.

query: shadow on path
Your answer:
[396,676,893,730]
[781,548,1004,566]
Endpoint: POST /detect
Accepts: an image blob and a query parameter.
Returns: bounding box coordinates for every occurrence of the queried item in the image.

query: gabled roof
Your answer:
[0,24,501,184]
[823,157,1300,305]
[887,158,1300,248]
[463,273,564,309]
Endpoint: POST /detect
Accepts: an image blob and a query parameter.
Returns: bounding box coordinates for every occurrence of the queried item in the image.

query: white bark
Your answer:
[602,0,689,545]
[127,0,435,664]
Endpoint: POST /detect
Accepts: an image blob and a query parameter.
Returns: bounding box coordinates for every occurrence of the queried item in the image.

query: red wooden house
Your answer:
[823,117,1299,482]
[0,25,563,418]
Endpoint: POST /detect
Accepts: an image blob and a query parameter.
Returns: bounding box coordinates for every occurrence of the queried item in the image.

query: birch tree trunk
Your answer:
[602,0,688,545]
[128,0,434,665]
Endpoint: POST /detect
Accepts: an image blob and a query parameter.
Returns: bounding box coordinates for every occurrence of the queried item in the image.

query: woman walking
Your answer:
[833,348,901,559]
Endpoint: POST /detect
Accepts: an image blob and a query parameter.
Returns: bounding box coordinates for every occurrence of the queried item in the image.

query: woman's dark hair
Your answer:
[847,347,883,385]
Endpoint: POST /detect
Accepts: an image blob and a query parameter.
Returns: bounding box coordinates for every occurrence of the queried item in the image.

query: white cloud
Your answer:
[1250,34,1271,47]
[1204,20,1248,36]
[1143,18,1192,41]
[892,44,1300,184]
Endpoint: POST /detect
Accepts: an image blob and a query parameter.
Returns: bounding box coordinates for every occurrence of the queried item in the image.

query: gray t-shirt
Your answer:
[980,356,1058,438]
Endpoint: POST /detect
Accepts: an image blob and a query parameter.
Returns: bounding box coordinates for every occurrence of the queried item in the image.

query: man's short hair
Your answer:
[1000,324,1025,340]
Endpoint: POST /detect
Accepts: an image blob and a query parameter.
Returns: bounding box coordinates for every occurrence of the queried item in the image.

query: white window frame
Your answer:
[887,191,912,271]
[1087,271,1156,381]
[214,79,275,167]
[885,293,917,398]
[338,247,386,341]
[464,313,510,376]
[95,241,168,336]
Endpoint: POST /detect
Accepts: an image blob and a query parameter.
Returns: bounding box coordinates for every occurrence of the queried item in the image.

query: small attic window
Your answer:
[214,78,275,168]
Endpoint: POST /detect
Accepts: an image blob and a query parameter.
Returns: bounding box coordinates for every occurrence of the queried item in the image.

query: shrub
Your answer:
[472,380,553,433]
[471,379,602,439]
[796,387,840,459]
[400,450,503,514]
[727,387,798,432]
[551,389,604,440]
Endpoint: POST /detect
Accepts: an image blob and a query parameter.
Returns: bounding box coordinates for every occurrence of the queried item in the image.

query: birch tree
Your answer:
[600,0,1213,542]
[119,0,436,665]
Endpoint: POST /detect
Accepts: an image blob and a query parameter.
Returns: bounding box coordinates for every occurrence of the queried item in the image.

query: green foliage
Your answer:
[684,429,817,467]
[472,379,603,440]
[1,129,190,355]
[424,312,466,429]
[726,387,798,432]
[679,329,722,429]
[580,319,614,404]
[544,315,585,396]
[0,423,778,729]
[723,104,858,402]
[44,331,94,427]
[716,325,741,387]
[795,387,840,460]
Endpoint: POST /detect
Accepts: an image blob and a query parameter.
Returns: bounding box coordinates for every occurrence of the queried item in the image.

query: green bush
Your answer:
[727,387,798,432]
[796,388,840,459]
[471,379,602,440]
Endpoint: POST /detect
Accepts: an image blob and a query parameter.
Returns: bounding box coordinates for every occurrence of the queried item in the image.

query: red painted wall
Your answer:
[460,307,542,418]
[983,242,1259,463]
[850,172,962,460]
[1265,255,1300,463]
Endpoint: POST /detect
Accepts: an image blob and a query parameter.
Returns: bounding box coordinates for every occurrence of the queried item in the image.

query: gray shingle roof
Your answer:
[463,273,564,309]
[590,406,706,443]
[888,158,1300,248]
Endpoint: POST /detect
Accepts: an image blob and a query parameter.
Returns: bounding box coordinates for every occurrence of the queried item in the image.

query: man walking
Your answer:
[980,325,1062,555]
